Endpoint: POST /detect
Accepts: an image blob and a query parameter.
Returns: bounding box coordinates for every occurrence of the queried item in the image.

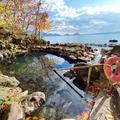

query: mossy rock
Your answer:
[0,86,28,107]
[0,74,19,87]
[0,87,21,105]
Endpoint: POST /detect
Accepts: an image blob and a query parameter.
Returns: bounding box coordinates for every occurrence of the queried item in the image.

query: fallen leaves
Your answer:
[25,116,45,120]
[76,112,89,120]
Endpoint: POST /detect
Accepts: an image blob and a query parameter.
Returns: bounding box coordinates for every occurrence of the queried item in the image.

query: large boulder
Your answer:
[8,103,24,120]
[7,92,45,120]
[21,92,45,114]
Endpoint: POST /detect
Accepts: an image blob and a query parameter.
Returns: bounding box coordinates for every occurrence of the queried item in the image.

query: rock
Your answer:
[69,55,77,60]
[64,71,74,79]
[101,49,109,56]
[94,49,98,51]
[0,88,28,119]
[33,44,96,63]
[100,46,120,64]
[6,50,12,58]
[73,78,87,90]
[99,55,108,63]
[0,74,19,87]
[19,81,37,93]
[8,102,24,120]
[0,87,23,106]
[21,92,45,114]
[110,45,120,56]
[0,54,4,61]
[2,52,8,59]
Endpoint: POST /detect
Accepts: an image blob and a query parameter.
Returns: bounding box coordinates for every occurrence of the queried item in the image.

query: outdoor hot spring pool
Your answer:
[0,53,93,119]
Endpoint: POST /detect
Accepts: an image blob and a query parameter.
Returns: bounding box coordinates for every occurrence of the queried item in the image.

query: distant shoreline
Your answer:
[43,31,120,37]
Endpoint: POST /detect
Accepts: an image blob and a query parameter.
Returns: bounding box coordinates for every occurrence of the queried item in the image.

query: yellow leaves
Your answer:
[0,2,5,13]
[0,2,16,33]
[0,16,14,27]
[0,7,4,13]
[0,20,6,26]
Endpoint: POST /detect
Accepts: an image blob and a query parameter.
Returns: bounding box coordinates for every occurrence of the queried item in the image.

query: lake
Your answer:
[44,33,120,44]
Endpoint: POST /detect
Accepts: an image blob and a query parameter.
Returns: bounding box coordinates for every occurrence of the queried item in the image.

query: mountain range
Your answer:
[42,31,120,37]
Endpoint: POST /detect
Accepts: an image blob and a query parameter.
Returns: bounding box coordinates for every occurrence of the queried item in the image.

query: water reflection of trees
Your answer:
[0,54,54,94]
[0,54,90,119]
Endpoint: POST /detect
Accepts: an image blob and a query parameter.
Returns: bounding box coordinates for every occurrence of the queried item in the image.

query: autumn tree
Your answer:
[11,0,51,39]
[0,0,51,39]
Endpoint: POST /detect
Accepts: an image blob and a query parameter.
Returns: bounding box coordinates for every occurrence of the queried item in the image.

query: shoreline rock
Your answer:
[100,45,120,63]
[31,44,96,63]
[0,49,28,64]
[0,73,45,120]
[0,43,96,64]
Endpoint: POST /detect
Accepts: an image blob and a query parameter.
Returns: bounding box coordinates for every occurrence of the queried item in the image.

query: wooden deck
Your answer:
[90,91,117,120]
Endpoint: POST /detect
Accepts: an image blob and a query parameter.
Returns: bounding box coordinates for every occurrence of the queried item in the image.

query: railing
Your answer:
[50,64,103,97]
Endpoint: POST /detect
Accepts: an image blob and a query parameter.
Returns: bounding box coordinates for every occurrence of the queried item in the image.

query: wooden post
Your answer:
[86,67,92,90]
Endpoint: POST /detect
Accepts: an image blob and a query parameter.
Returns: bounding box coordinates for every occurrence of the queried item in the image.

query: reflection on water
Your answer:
[45,54,72,69]
[0,53,93,119]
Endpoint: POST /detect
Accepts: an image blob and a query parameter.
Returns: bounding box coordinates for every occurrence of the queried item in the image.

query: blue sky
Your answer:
[44,0,120,35]
[65,0,120,8]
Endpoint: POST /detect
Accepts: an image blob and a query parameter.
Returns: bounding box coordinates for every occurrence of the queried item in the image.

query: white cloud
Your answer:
[45,0,80,18]
[45,0,120,17]
[44,0,120,34]
[54,17,65,22]
[80,5,120,15]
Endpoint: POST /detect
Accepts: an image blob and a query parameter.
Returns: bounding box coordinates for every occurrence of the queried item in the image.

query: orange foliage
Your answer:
[1,0,51,36]
[33,12,51,32]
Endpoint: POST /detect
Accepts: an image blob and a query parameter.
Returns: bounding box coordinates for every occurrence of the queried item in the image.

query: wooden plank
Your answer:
[54,64,103,71]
